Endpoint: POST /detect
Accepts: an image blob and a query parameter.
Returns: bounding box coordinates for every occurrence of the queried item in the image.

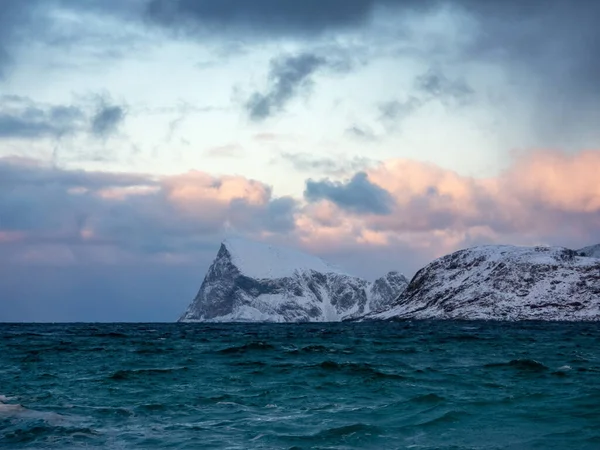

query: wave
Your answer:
[108,366,189,380]
[218,342,276,354]
[318,360,405,380]
[415,410,470,428]
[91,332,128,338]
[1,423,97,446]
[409,393,446,403]
[281,423,383,444]
[484,359,549,372]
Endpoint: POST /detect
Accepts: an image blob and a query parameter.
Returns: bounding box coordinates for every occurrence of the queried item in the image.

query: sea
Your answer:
[1,321,599,449]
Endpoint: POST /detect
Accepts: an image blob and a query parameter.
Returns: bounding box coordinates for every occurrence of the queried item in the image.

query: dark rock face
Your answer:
[179,243,408,323]
[369,272,409,312]
[578,244,600,258]
[367,245,600,321]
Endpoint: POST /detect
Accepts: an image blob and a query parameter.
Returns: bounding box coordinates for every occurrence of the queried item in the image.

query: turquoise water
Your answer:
[1,322,599,449]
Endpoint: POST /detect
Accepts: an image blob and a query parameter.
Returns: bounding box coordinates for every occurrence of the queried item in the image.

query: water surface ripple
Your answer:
[1,321,599,449]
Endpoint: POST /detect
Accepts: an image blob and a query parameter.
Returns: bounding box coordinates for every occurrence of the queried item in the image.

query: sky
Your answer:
[1,0,599,322]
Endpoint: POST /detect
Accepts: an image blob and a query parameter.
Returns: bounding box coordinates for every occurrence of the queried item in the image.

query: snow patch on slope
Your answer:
[223,237,345,279]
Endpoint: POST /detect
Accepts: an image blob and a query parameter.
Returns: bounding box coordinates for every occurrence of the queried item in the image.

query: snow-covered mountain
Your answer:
[578,244,600,258]
[179,238,408,322]
[366,245,600,321]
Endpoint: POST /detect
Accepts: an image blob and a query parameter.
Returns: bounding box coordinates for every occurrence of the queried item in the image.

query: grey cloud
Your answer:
[229,196,298,233]
[0,96,85,139]
[0,157,295,255]
[416,68,474,106]
[0,0,147,80]
[91,104,126,138]
[266,197,298,232]
[0,95,129,141]
[379,97,422,123]
[346,125,378,141]
[145,0,396,38]
[379,68,473,126]
[304,172,394,215]
[0,47,9,79]
[0,0,37,78]
[282,152,374,176]
[246,53,327,121]
[452,0,600,142]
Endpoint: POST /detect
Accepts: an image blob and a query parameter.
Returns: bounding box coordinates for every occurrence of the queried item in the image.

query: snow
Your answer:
[367,243,600,322]
[223,237,346,279]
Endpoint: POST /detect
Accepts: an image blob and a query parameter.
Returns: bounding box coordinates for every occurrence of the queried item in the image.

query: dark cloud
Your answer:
[91,104,126,138]
[0,0,37,78]
[145,0,394,37]
[304,172,394,215]
[0,0,146,80]
[0,96,85,139]
[246,53,327,121]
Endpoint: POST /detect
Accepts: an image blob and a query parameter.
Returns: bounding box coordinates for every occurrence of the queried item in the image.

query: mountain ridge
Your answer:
[179,238,408,322]
[364,244,600,322]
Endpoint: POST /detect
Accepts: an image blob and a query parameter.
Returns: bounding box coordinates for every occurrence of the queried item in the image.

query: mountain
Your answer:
[179,238,408,322]
[366,245,600,321]
[578,244,600,258]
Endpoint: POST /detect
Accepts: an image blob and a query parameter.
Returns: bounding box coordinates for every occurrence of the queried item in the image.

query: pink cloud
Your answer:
[1,150,598,276]
[295,149,600,260]
[163,171,271,207]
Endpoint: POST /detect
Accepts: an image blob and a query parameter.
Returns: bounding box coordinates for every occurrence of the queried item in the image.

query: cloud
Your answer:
[0,96,85,139]
[245,53,327,121]
[145,0,392,38]
[0,95,128,142]
[298,150,600,261]
[0,1,145,79]
[415,68,474,106]
[379,67,473,128]
[281,152,375,176]
[0,157,297,264]
[346,125,378,141]
[304,172,395,215]
[378,97,422,124]
[205,144,244,158]
[91,103,126,138]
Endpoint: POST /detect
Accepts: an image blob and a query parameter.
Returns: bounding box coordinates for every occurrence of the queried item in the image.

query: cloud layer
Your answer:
[2,149,598,269]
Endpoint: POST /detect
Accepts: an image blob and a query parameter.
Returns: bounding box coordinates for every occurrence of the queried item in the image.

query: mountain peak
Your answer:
[221,237,346,279]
